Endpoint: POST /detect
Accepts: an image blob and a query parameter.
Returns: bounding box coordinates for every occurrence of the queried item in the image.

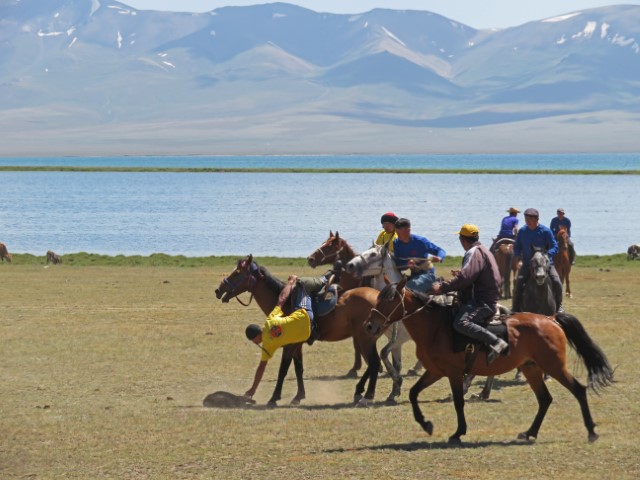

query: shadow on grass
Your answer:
[323,438,533,453]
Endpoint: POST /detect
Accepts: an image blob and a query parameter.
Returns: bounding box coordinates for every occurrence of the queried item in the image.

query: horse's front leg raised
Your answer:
[447,375,468,444]
[409,371,442,435]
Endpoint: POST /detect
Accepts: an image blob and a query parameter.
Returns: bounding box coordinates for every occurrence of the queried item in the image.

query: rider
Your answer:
[550,208,576,264]
[432,224,508,364]
[393,217,446,293]
[490,207,519,253]
[244,272,327,401]
[512,208,564,313]
[376,212,398,251]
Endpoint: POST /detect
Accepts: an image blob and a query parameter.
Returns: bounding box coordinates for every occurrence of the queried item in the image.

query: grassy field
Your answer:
[1,257,639,479]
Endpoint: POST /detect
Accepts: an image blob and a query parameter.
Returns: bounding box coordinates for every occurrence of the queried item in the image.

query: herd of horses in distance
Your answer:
[214,230,628,444]
[3,234,637,443]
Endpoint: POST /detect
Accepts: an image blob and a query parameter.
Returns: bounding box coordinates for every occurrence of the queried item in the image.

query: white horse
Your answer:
[345,242,424,402]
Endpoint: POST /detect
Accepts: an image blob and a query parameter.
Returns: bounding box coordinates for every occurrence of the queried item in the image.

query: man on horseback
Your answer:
[512,208,564,313]
[393,217,446,293]
[550,208,576,264]
[431,224,508,364]
[243,273,319,400]
[376,212,398,252]
[490,207,519,253]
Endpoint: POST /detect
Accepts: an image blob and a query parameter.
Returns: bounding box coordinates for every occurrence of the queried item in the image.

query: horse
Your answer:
[307,231,421,386]
[554,227,572,298]
[0,242,12,262]
[46,250,62,265]
[492,239,518,299]
[365,276,614,444]
[627,244,640,260]
[522,247,556,316]
[215,255,397,407]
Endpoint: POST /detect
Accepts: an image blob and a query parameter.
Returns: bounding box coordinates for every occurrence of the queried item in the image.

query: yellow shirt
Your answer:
[260,306,311,361]
[375,230,397,252]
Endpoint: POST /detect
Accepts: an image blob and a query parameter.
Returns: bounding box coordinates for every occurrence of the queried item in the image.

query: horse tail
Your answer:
[554,312,614,392]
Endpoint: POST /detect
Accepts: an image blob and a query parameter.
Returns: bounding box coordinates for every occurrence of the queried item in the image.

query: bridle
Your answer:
[220,261,262,306]
[369,286,426,332]
[310,238,345,264]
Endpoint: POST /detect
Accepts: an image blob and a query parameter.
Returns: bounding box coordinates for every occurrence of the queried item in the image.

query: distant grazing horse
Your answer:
[366,277,613,444]
[307,231,420,386]
[0,242,12,262]
[46,250,62,265]
[492,239,518,299]
[215,255,396,407]
[554,227,572,298]
[628,244,640,260]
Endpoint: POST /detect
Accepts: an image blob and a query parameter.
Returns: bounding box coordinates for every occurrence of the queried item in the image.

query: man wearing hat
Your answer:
[512,208,564,313]
[243,272,324,401]
[376,212,399,252]
[431,224,508,364]
[490,207,520,253]
[550,208,575,264]
[393,217,446,293]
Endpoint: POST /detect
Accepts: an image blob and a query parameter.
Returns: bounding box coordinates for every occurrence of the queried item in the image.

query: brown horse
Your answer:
[365,276,613,444]
[46,250,62,265]
[0,242,12,262]
[492,239,518,299]
[555,226,572,298]
[215,255,395,407]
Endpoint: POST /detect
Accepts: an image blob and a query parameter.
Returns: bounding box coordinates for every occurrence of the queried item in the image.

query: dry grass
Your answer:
[1,262,639,479]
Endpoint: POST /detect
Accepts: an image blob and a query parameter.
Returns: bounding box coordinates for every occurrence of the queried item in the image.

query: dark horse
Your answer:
[554,226,572,298]
[522,247,556,315]
[215,255,394,407]
[492,239,518,299]
[366,277,613,444]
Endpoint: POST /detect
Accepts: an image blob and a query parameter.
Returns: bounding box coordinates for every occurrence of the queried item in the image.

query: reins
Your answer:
[370,287,427,331]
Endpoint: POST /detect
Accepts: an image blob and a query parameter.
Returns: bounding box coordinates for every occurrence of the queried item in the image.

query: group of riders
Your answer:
[243,207,575,401]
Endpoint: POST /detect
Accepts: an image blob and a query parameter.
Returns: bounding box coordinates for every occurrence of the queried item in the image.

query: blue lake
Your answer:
[1,160,638,257]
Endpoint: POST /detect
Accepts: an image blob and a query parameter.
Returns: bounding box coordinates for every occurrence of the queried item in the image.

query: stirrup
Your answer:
[487,339,508,365]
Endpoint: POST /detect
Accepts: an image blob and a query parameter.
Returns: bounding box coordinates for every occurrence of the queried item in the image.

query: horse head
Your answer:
[556,226,569,247]
[345,242,388,278]
[365,276,408,336]
[215,254,262,303]
[307,230,344,268]
[529,247,550,286]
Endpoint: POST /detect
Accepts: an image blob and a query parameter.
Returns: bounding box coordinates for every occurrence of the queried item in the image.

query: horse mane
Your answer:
[258,265,285,294]
[378,282,397,302]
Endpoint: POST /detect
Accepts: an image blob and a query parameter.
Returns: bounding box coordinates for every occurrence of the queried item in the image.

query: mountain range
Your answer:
[1,0,639,155]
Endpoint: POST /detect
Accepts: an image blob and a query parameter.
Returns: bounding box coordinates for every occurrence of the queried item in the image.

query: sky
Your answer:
[122,1,640,29]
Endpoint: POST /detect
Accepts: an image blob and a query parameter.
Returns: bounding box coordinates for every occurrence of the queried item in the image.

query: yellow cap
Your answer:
[455,224,479,237]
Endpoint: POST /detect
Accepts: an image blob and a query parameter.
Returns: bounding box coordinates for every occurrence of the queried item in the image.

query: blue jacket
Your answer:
[394,234,446,273]
[514,224,558,266]
[550,216,572,237]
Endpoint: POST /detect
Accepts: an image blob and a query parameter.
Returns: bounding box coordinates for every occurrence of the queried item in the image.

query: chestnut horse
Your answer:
[492,239,518,299]
[215,255,395,407]
[365,277,613,444]
[0,242,12,262]
[307,231,421,385]
[555,226,572,298]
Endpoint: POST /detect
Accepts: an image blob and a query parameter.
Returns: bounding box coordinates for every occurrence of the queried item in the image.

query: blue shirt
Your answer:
[498,215,519,239]
[550,216,572,237]
[514,224,558,266]
[393,234,446,273]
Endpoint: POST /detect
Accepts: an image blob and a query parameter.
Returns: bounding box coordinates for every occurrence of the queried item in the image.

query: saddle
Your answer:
[311,284,339,318]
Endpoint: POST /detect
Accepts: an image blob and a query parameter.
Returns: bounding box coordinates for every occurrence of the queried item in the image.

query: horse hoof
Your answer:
[517,432,536,442]
[447,436,462,446]
[345,370,359,379]
[385,396,398,405]
[588,432,599,443]
[355,398,370,408]
[406,369,420,377]
[469,393,489,402]
[267,400,278,408]
[290,398,301,405]
[423,421,434,436]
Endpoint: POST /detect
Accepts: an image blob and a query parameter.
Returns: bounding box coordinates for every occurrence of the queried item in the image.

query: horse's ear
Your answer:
[335,231,340,240]
[397,276,408,291]
[329,230,333,237]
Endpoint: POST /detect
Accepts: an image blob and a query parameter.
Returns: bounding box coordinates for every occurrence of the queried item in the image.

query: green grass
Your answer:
[1,166,639,174]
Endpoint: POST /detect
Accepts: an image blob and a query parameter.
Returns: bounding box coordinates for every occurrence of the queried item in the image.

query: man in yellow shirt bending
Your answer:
[244,274,314,400]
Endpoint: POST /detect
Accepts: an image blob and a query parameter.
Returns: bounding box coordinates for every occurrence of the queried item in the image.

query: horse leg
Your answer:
[356,344,381,407]
[353,360,371,405]
[517,363,552,441]
[290,346,306,405]
[346,337,362,378]
[380,327,403,404]
[406,360,423,376]
[566,271,572,298]
[268,347,295,407]
[409,370,442,436]
[469,375,494,401]
[447,375,468,444]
